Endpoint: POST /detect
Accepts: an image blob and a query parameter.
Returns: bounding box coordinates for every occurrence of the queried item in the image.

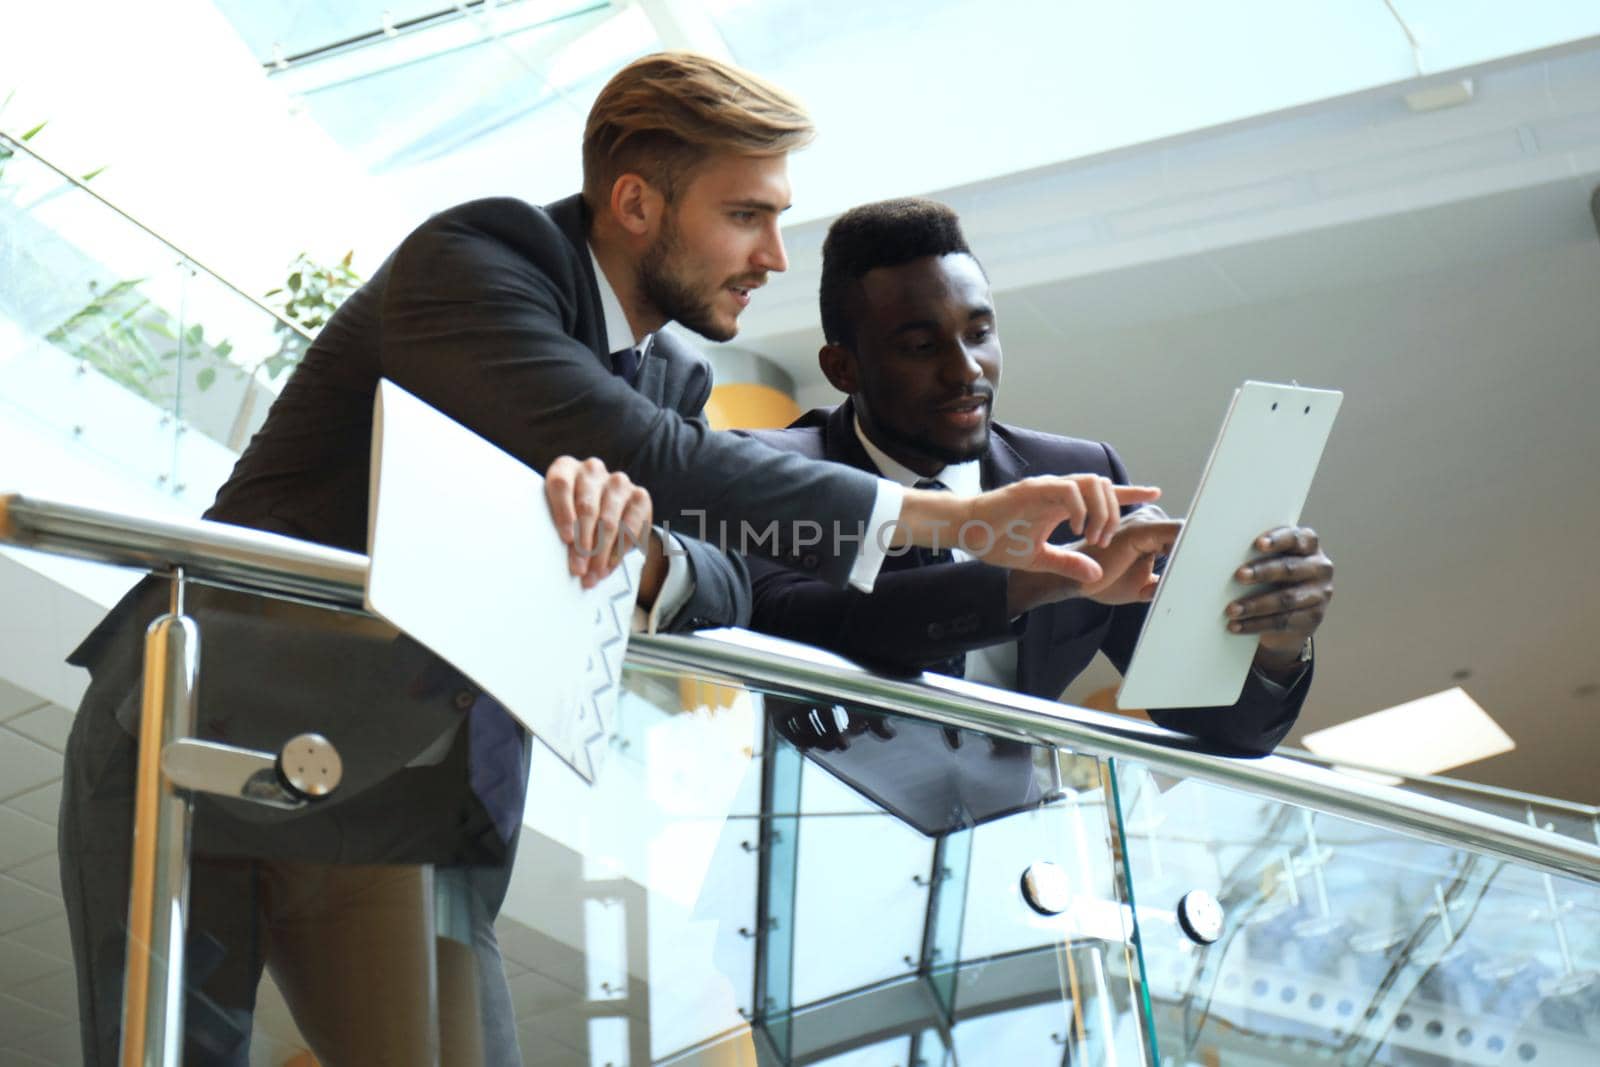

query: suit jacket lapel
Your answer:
[545,194,608,361]
[981,428,1030,491]
[821,398,875,471]
[635,334,671,405]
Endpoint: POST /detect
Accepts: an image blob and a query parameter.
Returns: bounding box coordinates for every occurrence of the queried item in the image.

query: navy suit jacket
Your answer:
[744,400,1309,756]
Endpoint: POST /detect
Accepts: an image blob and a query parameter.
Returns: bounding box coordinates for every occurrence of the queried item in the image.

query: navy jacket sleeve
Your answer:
[749,555,1019,673]
[657,361,751,631]
[1099,601,1309,756]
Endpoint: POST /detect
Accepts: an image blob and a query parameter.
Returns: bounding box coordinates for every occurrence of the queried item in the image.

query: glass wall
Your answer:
[0,130,308,513]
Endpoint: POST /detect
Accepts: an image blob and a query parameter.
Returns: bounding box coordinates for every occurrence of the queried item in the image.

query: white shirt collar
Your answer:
[853,413,983,497]
[588,243,651,354]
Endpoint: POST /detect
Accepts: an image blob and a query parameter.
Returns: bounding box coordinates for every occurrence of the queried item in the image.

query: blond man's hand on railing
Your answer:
[543,456,653,590]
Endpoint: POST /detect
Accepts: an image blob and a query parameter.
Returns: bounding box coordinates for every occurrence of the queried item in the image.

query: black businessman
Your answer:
[746,198,1334,754]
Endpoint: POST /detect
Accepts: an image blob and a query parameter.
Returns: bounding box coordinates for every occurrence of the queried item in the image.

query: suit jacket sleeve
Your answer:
[749,553,1020,672]
[377,205,879,588]
[658,357,751,631]
[1098,601,1309,756]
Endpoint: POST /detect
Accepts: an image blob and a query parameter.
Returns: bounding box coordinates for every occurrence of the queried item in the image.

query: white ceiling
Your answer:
[725,43,1600,803]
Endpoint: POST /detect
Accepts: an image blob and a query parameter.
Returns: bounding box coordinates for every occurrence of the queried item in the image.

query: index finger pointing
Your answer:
[1113,485,1161,506]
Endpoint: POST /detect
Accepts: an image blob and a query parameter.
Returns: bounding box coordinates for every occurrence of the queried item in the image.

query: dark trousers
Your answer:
[58,700,524,1066]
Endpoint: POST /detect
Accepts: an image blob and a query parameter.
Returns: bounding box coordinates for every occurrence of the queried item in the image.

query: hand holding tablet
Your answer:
[1117,381,1342,711]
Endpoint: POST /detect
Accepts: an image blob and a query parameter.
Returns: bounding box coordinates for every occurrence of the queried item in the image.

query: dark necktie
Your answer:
[611,345,640,386]
[913,477,965,679]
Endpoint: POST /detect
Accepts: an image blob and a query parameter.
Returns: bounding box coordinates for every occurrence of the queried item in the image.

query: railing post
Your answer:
[752,713,804,1063]
[119,570,199,1067]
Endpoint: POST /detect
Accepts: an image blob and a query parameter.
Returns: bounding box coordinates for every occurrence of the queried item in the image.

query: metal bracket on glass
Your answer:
[161,733,343,809]
[1176,888,1225,945]
[1021,860,1073,917]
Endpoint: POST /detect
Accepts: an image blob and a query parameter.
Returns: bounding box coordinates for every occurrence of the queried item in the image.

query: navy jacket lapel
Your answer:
[982,428,1030,490]
[635,334,673,405]
[544,193,608,362]
[820,398,876,471]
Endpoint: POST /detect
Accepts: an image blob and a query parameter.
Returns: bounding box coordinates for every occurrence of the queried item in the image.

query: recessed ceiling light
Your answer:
[1405,78,1475,113]
[1301,687,1512,777]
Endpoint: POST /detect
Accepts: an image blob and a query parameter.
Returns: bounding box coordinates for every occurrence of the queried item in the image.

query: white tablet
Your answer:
[1117,381,1342,711]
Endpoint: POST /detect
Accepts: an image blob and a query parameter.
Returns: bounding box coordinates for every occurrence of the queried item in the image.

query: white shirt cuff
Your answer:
[846,479,905,593]
[635,528,694,634]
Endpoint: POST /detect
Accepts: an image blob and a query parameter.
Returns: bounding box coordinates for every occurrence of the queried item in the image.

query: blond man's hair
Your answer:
[582,52,814,209]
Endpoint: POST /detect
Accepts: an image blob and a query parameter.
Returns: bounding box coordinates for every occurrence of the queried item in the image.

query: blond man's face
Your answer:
[636,152,792,342]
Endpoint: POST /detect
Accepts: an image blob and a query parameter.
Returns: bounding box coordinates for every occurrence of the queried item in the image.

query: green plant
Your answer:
[261,250,362,380]
[0,114,48,186]
[0,90,105,185]
[44,277,239,403]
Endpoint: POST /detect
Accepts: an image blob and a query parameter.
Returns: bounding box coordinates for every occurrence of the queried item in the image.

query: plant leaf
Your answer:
[196,366,216,391]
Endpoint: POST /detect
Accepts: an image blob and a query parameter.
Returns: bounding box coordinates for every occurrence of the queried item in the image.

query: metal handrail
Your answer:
[5,489,1599,885]
[1280,745,1600,820]
[0,130,314,343]
[0,493,365,604]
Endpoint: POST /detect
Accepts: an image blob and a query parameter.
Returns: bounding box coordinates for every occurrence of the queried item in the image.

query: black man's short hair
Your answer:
[819,198,981,347]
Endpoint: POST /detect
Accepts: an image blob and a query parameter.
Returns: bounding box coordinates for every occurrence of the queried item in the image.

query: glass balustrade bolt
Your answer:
[1177,888,1225,944]
[1019,860,1071,916]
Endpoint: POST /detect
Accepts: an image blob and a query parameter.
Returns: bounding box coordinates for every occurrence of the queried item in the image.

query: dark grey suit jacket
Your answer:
[67,195,884,862]
[205,194,879,586]
[745,400,1309,756]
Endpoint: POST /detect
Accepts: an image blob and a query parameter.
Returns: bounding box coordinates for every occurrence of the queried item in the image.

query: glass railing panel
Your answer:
[1108,756,1600,1065]
[0,132,309,514]
[739,696,1153,1065]
[509,667,767,1064]
[505,671,1159,1066]
[942,750,1150,1064]
[790,752,935,1003]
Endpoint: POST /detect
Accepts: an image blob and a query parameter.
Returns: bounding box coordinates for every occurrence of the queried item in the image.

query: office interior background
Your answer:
[1,2,1598,1065]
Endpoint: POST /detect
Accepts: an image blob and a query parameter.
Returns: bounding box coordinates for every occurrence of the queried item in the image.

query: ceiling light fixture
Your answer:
[1301,686,1513,777]
[1405,78,1475,112]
